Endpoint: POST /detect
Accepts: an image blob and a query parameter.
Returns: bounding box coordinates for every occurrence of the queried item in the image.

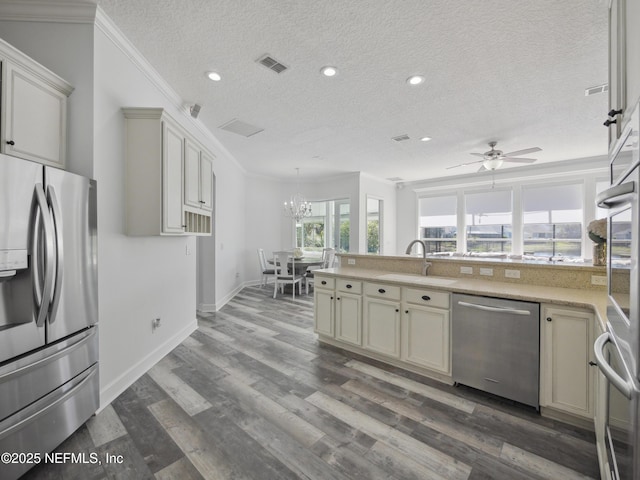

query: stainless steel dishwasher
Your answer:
[452,293,540,408]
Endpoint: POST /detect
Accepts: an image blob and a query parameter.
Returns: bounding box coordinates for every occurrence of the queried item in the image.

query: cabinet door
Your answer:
[402,305,450,374]
[184,139,201,209]
[2,61,67,167]
[541,306,595,418]
[162,121,184,234]
[335,293,361,345]
[314,289,334,337]
[199,151,213,212]
[364,298,400,358]
[608,0,625,148]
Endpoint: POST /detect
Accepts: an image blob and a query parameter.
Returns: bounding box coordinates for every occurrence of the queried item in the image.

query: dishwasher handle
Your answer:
[456,301,532,316]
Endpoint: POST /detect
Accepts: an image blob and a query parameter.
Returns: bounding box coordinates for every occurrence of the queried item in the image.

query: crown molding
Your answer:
[0,1,97,23]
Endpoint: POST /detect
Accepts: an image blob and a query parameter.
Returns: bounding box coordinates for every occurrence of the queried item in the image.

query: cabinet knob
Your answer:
[405,310,409,314]
[608,108,623,117]
[337,297,341,300]
[546,317,552,322]
[378,288,386,294]
[588,361,597,367]
[330,296,333,300]
[321,280,327,285]
[421,295,431,301]
[6,140,15,146]
[395,309,399,312]
[199,200,205,204]
[346,284,352,289]
[604,118,617,127]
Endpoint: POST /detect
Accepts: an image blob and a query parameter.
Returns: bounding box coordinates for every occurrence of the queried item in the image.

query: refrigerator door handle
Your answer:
[47,186,64,324]
[33,184,55,328]
[594,332,633,399]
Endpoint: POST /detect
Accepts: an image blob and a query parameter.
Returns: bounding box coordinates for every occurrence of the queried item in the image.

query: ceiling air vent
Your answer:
[256,54,288,74]
[218,119,264,137]
[392,134,410,142]
[585,83,609,96]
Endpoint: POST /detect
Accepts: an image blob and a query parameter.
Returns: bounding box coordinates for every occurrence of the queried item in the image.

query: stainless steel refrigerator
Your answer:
[0,153,98,480]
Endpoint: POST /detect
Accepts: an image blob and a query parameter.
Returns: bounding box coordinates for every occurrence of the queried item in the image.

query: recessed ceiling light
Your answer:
[406,75,425,86]
[206,71,221,82]
[420,136,432,142]
[320,66,338,77]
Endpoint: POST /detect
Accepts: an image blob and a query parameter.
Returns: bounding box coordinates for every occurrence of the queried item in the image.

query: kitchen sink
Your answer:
[375,273,457,286]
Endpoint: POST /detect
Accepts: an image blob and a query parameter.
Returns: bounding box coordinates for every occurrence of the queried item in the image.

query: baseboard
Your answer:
[198,280,269,313]
[97,317,198,412]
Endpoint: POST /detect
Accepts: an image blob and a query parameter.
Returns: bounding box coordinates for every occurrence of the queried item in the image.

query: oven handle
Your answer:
[595,181,635,209]
[594,332,633,399]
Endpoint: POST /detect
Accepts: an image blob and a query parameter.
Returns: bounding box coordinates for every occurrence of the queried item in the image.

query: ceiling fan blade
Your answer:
[503,157,537,164]
[477,165,487,172]
[470,153,485,157]
[502,147,541,157]
[446,159,484,170]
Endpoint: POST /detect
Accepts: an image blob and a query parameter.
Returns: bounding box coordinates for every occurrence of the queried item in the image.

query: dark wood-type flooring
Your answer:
[24,285,600,479]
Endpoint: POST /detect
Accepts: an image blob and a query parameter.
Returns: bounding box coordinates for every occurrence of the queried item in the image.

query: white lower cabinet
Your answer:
[541,304,596,419]
[335,280,362,345]
[364,298,401,358]
[313,276,335,337]
[402,304,450,374]
[363,283,401,358]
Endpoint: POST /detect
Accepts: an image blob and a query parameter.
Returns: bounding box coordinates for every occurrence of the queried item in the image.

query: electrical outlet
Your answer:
[185,245,192,256]
[152,317,161,332]
[460,266,473,274]
[347,258,356,265]
[480,268,493,276]
[505,269,521,279]
[591,275,607,286]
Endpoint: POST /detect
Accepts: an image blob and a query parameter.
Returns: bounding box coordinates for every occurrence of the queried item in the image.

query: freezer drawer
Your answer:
[452,294,540,408]
[0,363,98,480]
[0,326,97,422]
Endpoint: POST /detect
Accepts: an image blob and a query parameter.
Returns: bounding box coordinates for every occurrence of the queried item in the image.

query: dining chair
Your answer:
[257,248,276,288]
[273,250,304,299]
[305,248,336,294]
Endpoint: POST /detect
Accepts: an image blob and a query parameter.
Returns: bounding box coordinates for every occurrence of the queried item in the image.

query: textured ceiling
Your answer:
[94,0,609,182]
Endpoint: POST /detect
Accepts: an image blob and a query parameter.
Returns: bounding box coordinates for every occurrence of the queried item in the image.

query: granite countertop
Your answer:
[314,267,608,331]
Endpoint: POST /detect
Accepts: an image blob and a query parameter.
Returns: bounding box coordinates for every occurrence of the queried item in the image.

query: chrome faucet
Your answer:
[405,239,432,275]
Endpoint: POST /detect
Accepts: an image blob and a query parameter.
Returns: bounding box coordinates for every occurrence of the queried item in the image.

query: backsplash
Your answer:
[336,254,618,292]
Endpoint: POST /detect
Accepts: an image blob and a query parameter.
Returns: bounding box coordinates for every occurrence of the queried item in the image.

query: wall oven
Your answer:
[595,101,639,480]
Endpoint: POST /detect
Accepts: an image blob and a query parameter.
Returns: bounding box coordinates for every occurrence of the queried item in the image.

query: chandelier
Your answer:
[284,168,312,222]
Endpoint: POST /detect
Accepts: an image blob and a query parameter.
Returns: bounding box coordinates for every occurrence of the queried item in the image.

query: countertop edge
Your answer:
[314,267,608,332]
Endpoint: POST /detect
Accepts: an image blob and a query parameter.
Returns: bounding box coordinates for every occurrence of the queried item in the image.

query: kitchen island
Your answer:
[312,266,608,428]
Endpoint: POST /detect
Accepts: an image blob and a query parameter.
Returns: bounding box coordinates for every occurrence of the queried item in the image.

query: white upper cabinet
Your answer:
[0,39,73,168]
[123,107,213,236]
[184,139,213,213]
[607,0,640,150]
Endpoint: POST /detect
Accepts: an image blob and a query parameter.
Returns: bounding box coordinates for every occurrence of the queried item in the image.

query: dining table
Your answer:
[269,256,324,276]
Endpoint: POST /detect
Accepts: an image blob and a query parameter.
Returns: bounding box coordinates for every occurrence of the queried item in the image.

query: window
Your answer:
[418,195,457,253]
[465,190,512,253]
[296,199,350,253]
[523,183,583,258]
[335,200,350,253]
[297,202,326,252]
[366,197,382,254]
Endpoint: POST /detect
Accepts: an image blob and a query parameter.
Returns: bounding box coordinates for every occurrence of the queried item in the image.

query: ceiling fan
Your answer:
[447,141,542,172]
